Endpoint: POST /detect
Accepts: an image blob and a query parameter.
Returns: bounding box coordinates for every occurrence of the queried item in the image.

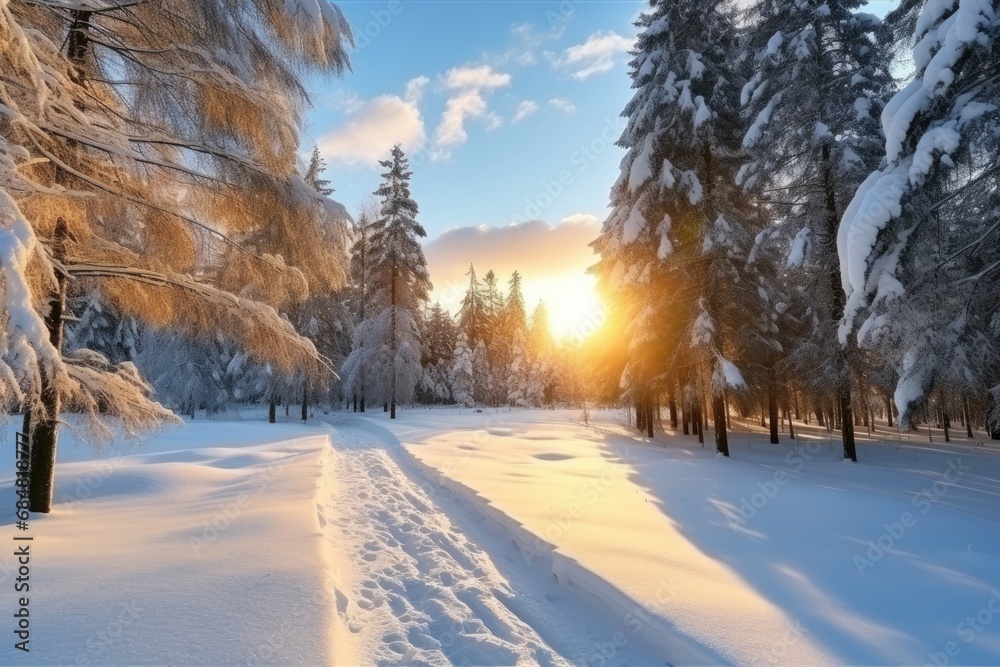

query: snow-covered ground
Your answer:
[365,407,1000,666]
[1,408,998,665]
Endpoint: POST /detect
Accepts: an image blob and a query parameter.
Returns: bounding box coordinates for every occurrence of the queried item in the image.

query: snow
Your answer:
[627,134,656,191]
[787,227,810,267]
[369,408,1000,667]
[4,409,1000,665]
[0,419,354,665]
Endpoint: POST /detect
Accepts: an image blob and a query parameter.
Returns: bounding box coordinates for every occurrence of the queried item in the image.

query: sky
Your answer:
[304,0,898,337]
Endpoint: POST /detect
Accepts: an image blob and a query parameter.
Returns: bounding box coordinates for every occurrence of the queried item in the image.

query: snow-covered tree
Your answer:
[592,0,752,449]
[838,0,999,429]
[739,0,892,460]
[0,0,353,511]
[341,145,431,418]
[458,265,487,346]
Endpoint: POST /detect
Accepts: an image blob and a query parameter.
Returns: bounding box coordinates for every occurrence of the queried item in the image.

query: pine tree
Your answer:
[304,146,335,196]
[739,0,892,460]
[342,145,431,419]
[592,0,752,448]
[458,265,487,346]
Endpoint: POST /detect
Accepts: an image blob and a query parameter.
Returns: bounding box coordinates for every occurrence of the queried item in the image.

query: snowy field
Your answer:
[1,408,999,665]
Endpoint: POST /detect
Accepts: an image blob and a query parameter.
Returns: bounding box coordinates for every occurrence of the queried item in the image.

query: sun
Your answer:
[529,274,606,344]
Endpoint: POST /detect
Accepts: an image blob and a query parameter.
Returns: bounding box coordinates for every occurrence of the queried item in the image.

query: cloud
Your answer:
[512,100,539,123]
[423,214,601,308]
[432,65,511,159]
[318,78,426,167]
[485,112,504,132]
[433,90,488,153]
[548,98,577,114]
[442,64,511,91]
[554,31,634,80]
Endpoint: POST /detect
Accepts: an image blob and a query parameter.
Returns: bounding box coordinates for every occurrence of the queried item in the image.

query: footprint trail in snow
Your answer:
[327,435,567,666]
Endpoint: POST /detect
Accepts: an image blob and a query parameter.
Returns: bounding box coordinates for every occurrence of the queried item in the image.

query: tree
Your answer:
[342,145,431,418]
[451,332,475,407]
[739,0,892,460]
[304,146,334,196]
[458,265,487,346]
[592,0,752,448]
[1,0,353,511]
[838,0,999,429]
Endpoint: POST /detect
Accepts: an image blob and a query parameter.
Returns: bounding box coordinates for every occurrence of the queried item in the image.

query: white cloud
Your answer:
[433,90,488,154]
[548,98,577,114]
[432,65,511,159]
[442,64,511,91]
[485,112,504,132]
[554,31,634,80]
[404,75,430,104]
[318,78,426,167]
[512,100,539,123]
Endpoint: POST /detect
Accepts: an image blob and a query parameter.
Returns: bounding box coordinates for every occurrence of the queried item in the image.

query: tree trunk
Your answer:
[268,398,276,424]
[28,218,69,514]
[939,390,950,443]
[390,262,398,419]
[694,401,704,445]
[886,395,894,428]
[714,392,729,456]
[768,373,779,444]
[301,387,308,423]
[787,403,795,440]
[840,381,857,462]
[682,404,690,435]
[646,397,654,439]
[353,394,357,413]
[669,393,678,429]
[360,395,366,413]
[964,395,974,438]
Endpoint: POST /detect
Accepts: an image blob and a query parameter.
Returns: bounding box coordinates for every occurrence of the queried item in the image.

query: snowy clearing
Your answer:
[2,408,999,666]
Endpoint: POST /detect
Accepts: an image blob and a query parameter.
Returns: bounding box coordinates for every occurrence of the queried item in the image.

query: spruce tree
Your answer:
[342,145,431,419]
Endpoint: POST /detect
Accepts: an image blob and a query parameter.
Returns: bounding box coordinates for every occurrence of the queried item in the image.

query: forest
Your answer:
[1,0,998,518]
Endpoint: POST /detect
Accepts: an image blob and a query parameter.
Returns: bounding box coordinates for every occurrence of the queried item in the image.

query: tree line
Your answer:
[588,0,999,459]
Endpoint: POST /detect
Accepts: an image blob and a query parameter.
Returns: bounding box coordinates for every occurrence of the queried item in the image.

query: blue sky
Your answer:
[303,0,899,335]
[304,0,643,234]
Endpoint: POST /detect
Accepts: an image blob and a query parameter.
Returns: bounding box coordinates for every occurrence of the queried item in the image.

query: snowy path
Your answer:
[322,418,666,667]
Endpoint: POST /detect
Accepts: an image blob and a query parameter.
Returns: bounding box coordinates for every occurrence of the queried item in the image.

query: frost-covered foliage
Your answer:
[838,0,999,426]
[0,0,353,437]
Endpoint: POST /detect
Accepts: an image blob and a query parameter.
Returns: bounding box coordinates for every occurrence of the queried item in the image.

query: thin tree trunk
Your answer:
[682,403,690,435]
[940,389,950,443]
[669,392,678,429]
[886,395,894,428]
[768,372,779,444]
[840,381,857,462]
[353,394,357,413]
[964,394,974,438]
[390,263,397,420]
[787,402,795,440]
[301,386,308,423]
[714,392,729,456]
[268,398,276,424]
[646,396,654,438]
